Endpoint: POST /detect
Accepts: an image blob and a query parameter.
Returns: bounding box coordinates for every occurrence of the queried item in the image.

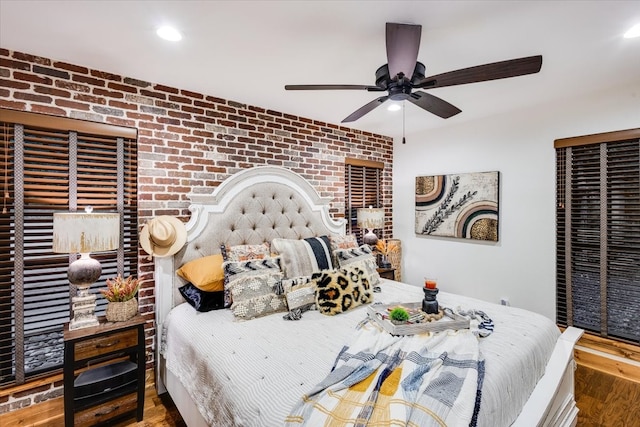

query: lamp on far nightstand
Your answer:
[357,207,385,246]
[53,207,120,330]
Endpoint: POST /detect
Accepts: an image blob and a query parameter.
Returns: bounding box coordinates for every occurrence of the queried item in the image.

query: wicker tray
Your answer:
[367,302,470,335]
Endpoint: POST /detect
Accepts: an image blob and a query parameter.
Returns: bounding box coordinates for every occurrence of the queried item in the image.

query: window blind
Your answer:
[555,128,640,343]
[0,109,138,386]
[345,158,383,241]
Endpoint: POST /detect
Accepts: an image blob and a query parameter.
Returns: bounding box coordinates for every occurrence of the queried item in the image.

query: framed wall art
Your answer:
[415,171,499,241]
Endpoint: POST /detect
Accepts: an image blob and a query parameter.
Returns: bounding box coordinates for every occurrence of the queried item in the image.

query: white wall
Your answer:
[393,83,639,320]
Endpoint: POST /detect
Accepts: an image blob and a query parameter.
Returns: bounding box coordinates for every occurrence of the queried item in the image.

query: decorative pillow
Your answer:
[329,234,359,266]
[223,257,283,308]
[282,276,316,321]
[228,271,287,319]
[179,283,225,312]
[329,234,358,252]
[285,285,316,311]
[280,275,312,294]
[312,265,373,316]
[333,245,381,286]
[271,236,333,279]
[221,242,271,262]
[176,254,225,292]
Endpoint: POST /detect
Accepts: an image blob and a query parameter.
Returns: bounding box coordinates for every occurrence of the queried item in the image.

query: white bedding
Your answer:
[161,279,560,426]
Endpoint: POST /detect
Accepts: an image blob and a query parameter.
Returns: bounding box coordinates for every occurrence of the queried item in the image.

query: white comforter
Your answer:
[161,280,559,426]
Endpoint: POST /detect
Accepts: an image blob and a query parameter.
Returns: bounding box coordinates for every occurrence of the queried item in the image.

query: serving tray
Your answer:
[367,302,470,335]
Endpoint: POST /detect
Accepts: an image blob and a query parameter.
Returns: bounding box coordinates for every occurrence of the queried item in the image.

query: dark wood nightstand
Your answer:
[377,267,396,281]
[63,315,146,427]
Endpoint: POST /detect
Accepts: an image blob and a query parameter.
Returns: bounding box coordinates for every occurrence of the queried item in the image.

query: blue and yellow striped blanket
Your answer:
[285,319,484,427]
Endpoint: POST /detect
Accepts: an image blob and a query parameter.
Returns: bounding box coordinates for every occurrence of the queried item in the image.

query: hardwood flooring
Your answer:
[575,364,640,427]
[2,365,639,426]
[0,377,185,427]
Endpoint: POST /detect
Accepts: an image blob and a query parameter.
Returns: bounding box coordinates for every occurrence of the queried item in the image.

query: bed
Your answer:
[153,166,583,427]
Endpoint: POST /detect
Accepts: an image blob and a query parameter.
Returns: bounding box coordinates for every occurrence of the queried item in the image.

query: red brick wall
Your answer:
[0,48,393,410]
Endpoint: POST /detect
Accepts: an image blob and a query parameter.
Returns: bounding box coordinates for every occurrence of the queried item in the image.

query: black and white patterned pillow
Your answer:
[271,236,333,279]
[222,257,282,307]
[228,271,287,320]
[333,244,380,286]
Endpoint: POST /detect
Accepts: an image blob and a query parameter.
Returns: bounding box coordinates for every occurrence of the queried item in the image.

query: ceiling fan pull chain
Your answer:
[402,102,406,144]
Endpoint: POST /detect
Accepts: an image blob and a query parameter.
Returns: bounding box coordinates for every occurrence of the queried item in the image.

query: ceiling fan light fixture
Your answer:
[387,103,402,111]
[157,26,182,42]
[284,23,543,123]
[624,23,640,38]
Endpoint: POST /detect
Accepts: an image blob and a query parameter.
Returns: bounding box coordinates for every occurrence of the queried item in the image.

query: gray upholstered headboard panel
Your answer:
[174,182,339,269]
[154,166,345,327]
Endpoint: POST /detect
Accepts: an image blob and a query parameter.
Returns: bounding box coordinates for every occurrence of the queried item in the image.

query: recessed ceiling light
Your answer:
[157,26,182,42]
[624,23,640,38]
[387,103,402,111]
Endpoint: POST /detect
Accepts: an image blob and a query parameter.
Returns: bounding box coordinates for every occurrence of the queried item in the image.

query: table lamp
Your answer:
[356,207,385,246]
[53,207,120,330]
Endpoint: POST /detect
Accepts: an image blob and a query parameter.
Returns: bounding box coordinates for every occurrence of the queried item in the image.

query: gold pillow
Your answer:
[176,254,225,292]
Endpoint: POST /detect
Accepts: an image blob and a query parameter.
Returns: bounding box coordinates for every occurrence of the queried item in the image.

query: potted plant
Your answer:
[389,307,410,325]
[100,275,140,322]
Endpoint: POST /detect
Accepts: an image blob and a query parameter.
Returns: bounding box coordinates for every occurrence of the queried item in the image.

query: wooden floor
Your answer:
[575,364,640,427]
[2,365,639,426]
[0,377,186,427]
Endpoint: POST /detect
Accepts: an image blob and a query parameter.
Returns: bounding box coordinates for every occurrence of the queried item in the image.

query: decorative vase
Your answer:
[105,298,138,322]
[379,254,392,269]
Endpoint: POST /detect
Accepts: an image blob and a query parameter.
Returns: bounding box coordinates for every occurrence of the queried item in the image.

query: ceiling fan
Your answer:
[285,23,543,123]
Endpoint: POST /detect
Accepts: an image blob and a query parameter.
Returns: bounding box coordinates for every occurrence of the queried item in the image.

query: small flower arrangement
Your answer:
[100,275,140,302]
[374,239,399,257]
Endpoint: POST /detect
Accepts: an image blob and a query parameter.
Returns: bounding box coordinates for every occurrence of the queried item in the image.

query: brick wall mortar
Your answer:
[0,48,394,412]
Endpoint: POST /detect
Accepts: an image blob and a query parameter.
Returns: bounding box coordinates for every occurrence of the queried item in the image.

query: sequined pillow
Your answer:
[281,276,315,310]
[333,245,381,286]
[281,276,316,321]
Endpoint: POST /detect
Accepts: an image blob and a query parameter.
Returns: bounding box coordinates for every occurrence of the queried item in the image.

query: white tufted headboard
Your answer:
[153,166,345,346]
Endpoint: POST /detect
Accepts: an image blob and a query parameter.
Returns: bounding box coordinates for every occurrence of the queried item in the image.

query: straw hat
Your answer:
[140,216,187,258]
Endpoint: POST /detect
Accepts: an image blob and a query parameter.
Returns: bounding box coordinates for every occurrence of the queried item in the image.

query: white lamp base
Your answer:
[69,285,100,330]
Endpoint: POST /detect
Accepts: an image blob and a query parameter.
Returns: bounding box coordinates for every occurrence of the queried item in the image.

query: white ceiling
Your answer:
[1,1,639,141]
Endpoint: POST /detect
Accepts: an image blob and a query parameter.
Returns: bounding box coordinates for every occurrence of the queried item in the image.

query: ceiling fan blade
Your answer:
[342,96,389,123]
[407,91,461,119]
[386,22,422,79]
[414,55,543,89]
[285,84,384,92]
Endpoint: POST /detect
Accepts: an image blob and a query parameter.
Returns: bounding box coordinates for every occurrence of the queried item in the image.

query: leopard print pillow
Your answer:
[312,265,373,316]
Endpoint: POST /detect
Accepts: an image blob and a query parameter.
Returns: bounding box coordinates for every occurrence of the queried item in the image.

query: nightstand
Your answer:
[63,315,146,427]
[377,267,396,281]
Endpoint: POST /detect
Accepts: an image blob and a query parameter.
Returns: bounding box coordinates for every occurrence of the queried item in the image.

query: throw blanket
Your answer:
[285,319,484,427]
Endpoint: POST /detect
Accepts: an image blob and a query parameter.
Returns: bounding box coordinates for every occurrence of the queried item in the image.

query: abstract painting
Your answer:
[415,171,499,241]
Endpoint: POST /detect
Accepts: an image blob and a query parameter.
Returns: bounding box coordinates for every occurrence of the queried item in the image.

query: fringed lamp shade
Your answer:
[53,210,120,330]
[356,207,384,245]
